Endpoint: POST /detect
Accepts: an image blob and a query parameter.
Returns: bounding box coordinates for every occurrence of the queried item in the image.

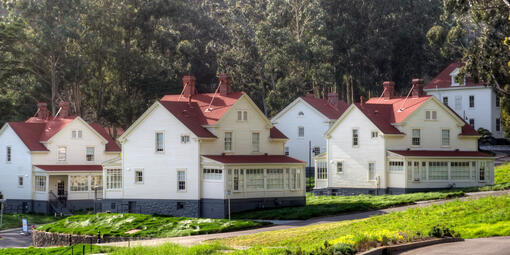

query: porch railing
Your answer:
[49,191,71,215]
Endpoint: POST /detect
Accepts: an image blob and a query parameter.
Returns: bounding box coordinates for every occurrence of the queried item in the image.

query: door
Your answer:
[57,180,65,196]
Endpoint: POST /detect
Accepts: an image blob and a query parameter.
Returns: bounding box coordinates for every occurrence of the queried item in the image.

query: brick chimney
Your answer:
[328,92,339,106]
[382,81,395,99]
[36,102,51,120]
[58,101,70,118]
[181,76,197,98]
[411,78,425,98]
[218,73,232,96]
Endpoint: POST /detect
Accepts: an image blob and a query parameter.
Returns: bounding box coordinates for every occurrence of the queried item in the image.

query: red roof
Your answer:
[35,165,103,171]
[202,155,305,164]
[160,92,244,138]
[361,95,478,136]
[389,150,492,158]
[270,127,288,139]
[8,117,121,152]
[424,63,485,90]
[301,95,349,119]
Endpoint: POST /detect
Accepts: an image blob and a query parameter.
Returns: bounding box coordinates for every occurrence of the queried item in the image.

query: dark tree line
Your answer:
[1,0,504,133]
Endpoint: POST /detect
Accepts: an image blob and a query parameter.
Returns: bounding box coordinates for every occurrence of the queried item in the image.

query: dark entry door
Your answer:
[57,180,65,196]
[128,201,136,213]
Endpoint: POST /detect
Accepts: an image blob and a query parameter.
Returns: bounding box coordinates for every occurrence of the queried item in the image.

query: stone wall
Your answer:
[32,230,151,247]
[101,199,200,217]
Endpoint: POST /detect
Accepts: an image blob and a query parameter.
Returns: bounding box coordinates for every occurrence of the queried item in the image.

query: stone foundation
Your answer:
[101,199,200,217]
[32,230,150,247]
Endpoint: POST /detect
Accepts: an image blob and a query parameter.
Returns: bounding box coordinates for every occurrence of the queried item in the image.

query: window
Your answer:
[91,176,102,189]
[203,169,223,180]
[298,111,304,117]
[389,161,404,171]
[426,111,437,120]
[298,126,304,137]
[135,170,143,184]
[313,146,320,156]
[70,176,89,192]
[412,129,421,146]
[246,169,264,190]
[316,160,327,179]
[288,168,301,190]
[72,130,83,139]
[155,132,164,152]
[371,131,378,138]
[18,176,23,187]
[428,162,448,180]
[224,132,233,151]
[479,161,486,181]
[469,119,475,127]
[177,202,184,210]
[496,95,501,107]
[181,135,190,144]
[6,146,11,162]
[35,176,46,192]
[106,169,122,189]
[230,169,244,191]
[86,147,95,161]
[407,162,413,181]
[443,97,448,106]
[451,162,470,180]
[285,147,289,156]
[496,118,501,132]
[421,162,427,180]
[237,111,248,121]
[368,163,375,181]
[58,147,67,161]
[252,132,260,152]
[352,129,359,146]
[412,161,420,181]
[337,161,343,173]
[267,169,284,189]
[455,96,462,110]
[441,129,450,146]
[469,95,475,108]
[177,170,186,191]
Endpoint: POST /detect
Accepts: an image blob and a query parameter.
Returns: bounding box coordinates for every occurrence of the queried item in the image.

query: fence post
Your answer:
[83,245,85,255]
[69,234,72,246]
[97,230,101,244]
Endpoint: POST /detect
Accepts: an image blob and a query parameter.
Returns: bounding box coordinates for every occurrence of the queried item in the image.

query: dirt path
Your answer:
[101,189,510,247]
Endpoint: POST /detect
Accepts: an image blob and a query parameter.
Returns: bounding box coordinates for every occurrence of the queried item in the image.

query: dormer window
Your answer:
[298,111,304,117]
[450,68,465,87]
[72,130,82,139]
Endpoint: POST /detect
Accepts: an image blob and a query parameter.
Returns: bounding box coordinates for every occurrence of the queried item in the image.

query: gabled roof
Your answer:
[202,154,305,164]
[389,150,491,158]
[159,92,287,139]
[354,103,403,134]
[424,63,485,90]
[365,96,431,124]
[7,117,121,152]
[301,95,349,120]
[35,165,103,171]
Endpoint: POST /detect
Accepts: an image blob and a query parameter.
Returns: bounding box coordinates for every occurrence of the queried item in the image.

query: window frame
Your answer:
[6,145,11,163]
[34,176,46,192]
[368,162,376,181]
[352,128,359,147]
[371,131,378,139]
[469,95,475,108]
[134,169,144,184]
[336,161,343,173]
[18,176,23,188]
[180,135,190,144]
[441,129,450,147]
[411,128,421,146]
[224,131,233,152]
[86,147,95,162]
[442,96,448,106]
[177,169,187,192]
[70,175,89,192]
[106,168,122,190]
[251,132,260,152]
[425,110,437,120]
[298,126,305,138]
[155,131,165,153]
[57,146,67,161]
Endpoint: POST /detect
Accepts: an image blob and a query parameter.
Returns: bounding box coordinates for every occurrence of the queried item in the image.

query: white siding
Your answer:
[120,105,201,200]
[272,99,332,167]
[326,107,388,189]
[0,125,33,200]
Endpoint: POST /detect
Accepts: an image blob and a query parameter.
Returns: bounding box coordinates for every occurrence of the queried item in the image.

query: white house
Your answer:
[271,93,348,172]
[315,79,495,195]
[108,74,306,218]
[424,63,503,137]
[0,102,121,214]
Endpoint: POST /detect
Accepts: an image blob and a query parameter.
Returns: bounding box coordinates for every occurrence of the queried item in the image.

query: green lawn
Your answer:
[232,191,464,220]
[1,214,63,230]
[495,163,510,184]
[36,213,266,238]
[0,244,116,255]
[221,195,510,253]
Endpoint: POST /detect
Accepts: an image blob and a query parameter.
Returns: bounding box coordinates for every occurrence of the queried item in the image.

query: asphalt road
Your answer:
[396,236,510,255]
[0,228,32,248]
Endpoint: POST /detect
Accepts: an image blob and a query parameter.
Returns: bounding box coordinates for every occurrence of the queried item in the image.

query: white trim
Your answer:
[176,169,187,192]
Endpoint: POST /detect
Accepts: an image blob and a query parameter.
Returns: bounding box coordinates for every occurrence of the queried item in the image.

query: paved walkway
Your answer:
[0,228,32,248]
[101,189,510,247]
[396,236,510,255]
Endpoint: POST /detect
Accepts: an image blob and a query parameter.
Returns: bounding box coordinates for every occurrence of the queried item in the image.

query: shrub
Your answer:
[330,243,357,255]
[428,225,458,238]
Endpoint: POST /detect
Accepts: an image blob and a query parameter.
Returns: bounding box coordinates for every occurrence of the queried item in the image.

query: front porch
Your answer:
[33,165,104,214]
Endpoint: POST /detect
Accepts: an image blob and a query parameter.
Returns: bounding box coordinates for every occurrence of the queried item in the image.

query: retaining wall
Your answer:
[33,230,150,247]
